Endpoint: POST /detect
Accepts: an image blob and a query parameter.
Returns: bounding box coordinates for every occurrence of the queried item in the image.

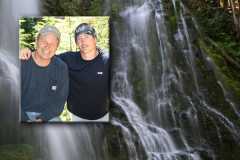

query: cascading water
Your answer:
[1,0,240,160]
[110,1,201,159]
[0,0,38,144]
[109,0,240,159]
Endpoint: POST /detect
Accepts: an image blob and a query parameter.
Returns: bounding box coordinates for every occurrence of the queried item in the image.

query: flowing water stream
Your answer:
[0,0,239,160]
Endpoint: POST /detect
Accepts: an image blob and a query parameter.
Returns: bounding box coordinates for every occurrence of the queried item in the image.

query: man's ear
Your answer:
[57,39,60,47]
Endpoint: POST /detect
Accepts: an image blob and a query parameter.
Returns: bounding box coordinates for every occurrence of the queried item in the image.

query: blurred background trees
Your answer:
[19,16,109,54]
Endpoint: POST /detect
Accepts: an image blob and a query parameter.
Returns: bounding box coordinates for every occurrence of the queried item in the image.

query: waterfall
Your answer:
[0,0,40,144]
[0,0,239,160]
[111,1,201,159]
[110,0,240,159]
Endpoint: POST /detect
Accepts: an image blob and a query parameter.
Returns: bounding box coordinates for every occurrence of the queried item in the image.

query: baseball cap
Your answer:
[38,25,61,41]
[75,23,96,42]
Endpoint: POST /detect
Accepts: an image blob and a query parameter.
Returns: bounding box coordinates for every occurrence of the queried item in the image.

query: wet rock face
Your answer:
[0,65,9,103]
[0,0,30,145]
[0,0,39,115]
[0,57,15,110]
[0,52,20,144]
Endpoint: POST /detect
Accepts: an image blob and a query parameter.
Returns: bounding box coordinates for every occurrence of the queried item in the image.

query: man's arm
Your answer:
[19,47,69,62]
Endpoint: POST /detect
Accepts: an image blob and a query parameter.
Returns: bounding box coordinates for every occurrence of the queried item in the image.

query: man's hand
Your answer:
[19,48,32,60]
[35,117,43,122]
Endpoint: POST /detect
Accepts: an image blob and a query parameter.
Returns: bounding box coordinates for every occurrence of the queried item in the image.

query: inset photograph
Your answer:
[20,16,110,123]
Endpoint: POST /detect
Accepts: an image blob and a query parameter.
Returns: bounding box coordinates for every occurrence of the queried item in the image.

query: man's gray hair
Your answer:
[37,25,61,41]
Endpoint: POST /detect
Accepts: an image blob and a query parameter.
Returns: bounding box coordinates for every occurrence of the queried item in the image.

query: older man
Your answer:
[20,23,109,122]
[21,25,69,122]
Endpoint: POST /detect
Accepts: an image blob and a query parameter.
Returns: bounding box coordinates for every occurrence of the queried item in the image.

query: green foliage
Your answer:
[19,18,38,50]
[190,3,240,63]
[20,17,109,54]
[19,17,57,50]
[183,1,240,99]
[195,7,232,38]
[88,0,103,15]
[199,39,240,99]
[217,36,240,62]
[56,16,110,53]
[0,144,33,160]
[42,0,91,16]
[34,17,58,32]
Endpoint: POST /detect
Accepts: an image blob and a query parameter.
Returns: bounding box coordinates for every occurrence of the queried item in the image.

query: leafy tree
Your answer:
[19,18,38,50]
[19,17,57,50]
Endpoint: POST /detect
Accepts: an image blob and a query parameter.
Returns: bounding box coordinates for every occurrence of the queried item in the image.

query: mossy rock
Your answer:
[0,144,33,160]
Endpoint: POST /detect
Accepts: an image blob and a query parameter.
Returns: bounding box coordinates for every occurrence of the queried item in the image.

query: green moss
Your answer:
[111,3,121,18]
[0,144,33,160]
[198,39,240,100]
[162,0,178,33]
[169,16,177,32]
[88,0,103,15]
[184,1,240,64]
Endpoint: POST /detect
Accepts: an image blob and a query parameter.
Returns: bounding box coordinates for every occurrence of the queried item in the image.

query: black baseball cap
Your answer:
[75,23,96,42]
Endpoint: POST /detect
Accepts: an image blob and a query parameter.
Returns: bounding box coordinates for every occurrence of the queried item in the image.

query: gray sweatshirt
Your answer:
[21,56,69,122]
